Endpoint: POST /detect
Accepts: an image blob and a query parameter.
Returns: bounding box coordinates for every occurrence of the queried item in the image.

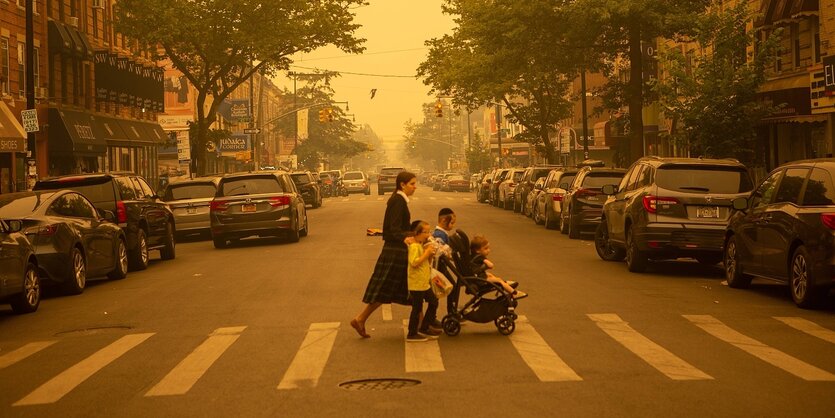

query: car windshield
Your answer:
[220,177,284,196]
[380,168,403,175]
[558,175,576,188]
[582,173,625,189]
[344,172,364,180]
[290,174,311,184]
[0,192,56,217]
[164,183,217,201]
[512,171,524,181]
[656,166,754,193]
[36,179,116,206]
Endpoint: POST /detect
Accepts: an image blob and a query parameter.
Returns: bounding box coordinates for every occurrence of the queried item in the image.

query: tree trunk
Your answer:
[541,127,556,164]
[627,23,645,165]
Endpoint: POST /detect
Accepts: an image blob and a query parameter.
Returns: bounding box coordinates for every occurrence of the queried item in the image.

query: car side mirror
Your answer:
[99,209,117,223]
[601,184,617,195]
[559,182,569,189]
[732,197,748,211]
[6,219,23,233]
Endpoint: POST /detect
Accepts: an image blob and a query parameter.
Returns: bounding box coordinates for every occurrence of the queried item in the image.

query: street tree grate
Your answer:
[339,378,421,391]
[54,325,134,336]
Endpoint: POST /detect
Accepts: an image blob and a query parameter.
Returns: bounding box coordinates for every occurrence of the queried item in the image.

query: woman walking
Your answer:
[351,171,417,338]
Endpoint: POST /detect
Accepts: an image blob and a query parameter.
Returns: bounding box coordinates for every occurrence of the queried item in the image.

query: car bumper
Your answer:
[345,185,367,193]
[633,223,726,255]
[574,208,604,228]
[173,213,211,233]
[378,183,396,192]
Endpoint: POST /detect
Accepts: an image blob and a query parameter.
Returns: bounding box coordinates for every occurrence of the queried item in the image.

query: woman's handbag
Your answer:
[430,268,453,298]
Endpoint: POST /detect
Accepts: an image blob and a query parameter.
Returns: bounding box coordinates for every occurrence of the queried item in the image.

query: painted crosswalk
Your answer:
[3,315,835,407]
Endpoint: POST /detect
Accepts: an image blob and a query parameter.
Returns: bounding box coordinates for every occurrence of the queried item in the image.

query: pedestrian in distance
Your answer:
[406,220,441,342]
[351,171,418,338]
[470,235,527,299]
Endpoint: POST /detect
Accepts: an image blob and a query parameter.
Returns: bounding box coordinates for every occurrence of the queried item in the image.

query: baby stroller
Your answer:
[436,229,519,336]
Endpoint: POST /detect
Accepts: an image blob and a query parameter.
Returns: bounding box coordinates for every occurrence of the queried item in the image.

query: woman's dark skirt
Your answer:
[362,241,410,305]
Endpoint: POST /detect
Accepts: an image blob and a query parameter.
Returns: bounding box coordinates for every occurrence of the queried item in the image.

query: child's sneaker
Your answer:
[513,290,528,300]
[406,334,428,342]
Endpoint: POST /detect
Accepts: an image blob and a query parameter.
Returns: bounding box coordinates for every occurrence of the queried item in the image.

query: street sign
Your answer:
[243,128,261,134]
[21,109,39,132]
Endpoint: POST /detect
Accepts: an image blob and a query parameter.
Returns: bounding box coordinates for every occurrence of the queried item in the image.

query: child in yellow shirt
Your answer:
[406,220,439,342]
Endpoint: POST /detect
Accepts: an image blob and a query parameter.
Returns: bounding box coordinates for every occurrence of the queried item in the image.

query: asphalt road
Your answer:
[2,184,835,417]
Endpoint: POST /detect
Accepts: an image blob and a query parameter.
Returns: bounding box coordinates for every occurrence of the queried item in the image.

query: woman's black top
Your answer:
[382,193,410,244]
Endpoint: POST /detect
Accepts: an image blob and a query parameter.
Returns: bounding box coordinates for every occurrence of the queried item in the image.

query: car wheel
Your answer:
[790,246,826,309]
[724,235,752,289]
[312,194,321,208]
[213,235,228,249]
[288,214,301,243]
[625,226,648,273]
[107,238,129,280]
[545,209,557,230]
[300,210,309,237]
[513,197,520,213]
[129,229,149,271]
[64,247,86,295]
[533,205,544,225]
[160,222,176,261]
[595,222,625,261]
[503,196,512,210]
[10,262,40,314]
[559,212,568,234]
[568,213,581,239]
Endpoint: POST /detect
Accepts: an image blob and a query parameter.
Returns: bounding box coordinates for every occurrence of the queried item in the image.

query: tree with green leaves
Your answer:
[466,132,492,174]
[418,0,582,164]
[653,2,780,165]
[115,0,365,175]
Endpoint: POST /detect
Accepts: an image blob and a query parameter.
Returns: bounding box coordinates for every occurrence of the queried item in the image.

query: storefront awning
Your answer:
[48,108,107,156]
[47,20,72,54]
[92,115,130,144]
[72,28,94,60]
[116,119,167,145]
[0,102,26,153]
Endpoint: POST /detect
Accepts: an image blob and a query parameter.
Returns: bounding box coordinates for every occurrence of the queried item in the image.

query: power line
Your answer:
[290,65,416,78]
[295,47,427,62]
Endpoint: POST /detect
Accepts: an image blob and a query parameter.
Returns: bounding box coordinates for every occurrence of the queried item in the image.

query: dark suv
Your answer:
[378,167,405,195]
[560,166,627,239]
[514,165,560,213]
[34,173,175,271]
[290,171,322,208]
[595,157,754,272]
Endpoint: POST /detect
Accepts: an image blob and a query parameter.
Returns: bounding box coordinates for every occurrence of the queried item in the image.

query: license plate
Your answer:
[241,203,257,213]
[697,206,719,218]
[187,207,197,214]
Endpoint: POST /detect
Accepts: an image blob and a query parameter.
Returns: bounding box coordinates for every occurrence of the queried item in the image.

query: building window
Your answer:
[0,38,9,95]
[93,8,99,39]
[15,0,37,13]
[17,42,24,98]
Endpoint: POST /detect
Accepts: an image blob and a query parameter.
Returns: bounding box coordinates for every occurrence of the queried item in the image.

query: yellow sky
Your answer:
[280,1,454,143]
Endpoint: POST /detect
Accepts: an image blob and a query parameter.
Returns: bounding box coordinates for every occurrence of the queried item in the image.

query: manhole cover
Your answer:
[54,325,134,336]
[339,378,421,391]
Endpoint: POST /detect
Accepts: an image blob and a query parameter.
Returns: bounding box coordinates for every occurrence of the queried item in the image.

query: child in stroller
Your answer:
[436,229,522,336]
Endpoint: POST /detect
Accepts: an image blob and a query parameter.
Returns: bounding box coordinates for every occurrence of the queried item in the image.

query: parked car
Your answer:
[343,171,371,195]
[515,165,561,213]
[560,166,627,239]
[161,176,221,239]
[290,171,323,207]
[0,219,40,314]
[533,168,579,227]
[0,190,128,295]
[442,174,470,192]
[378,167,405,195]
[490,168,512,206]
[434,173,455,191]
[524,177,546,218]
[725,159,835,308]
[498,168,526,210]
[595,156,754,272]
[477,169,495,203]
[34,173,176,271]
[210,171,308,248]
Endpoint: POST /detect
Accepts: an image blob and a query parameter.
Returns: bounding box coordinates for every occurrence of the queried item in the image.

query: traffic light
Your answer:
[434,101,443,118]
[327,108,335,122]
[318,109,326,122]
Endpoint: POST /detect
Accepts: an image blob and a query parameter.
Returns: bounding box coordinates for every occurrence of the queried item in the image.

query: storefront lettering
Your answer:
[219,137,249,151]
[0,139,23,151]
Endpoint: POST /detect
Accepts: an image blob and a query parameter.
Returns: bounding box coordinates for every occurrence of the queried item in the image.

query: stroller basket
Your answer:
[465,298,510,323]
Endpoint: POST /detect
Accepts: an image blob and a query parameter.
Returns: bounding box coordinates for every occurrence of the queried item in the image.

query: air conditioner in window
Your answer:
[67,16,79,28]
[36,87,48,99]
[92,0,105,9]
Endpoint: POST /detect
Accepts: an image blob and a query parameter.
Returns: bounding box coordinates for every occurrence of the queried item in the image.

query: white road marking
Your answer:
[382,304,392,321]
[446,197,454,200]
[377,197,384,201]
[428,197,437,200]
[463,198,472,201]
[15,333,154,406]
[589,314,712,380]
[359,197,367,201]
[341,198,349,202]
[774,317,835,345]
[0,341,57,369]
[402,320,444,373]
[277,322,340,389]
[509,316,582,381]
[145,326,246,396]
[685,315,835,381]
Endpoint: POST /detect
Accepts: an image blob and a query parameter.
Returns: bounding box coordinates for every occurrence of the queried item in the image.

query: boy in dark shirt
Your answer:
[470,235,527,299]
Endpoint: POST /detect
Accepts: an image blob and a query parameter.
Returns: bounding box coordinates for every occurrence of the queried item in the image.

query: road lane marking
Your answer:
[359,197,367,201]
[15,333,154,406]
[509,316,582,381]
[463,198,472,201]
[684,315,835,381]
[381,304,392,321]
[0,341,57,369]
[774,317,835,345]
[145,326,246,396]
[340,198,349,202]
[402,320,444,373]
[428,197,436,200]
[278,322,340,389]
[446,197,453,200]
[589,314,712,380]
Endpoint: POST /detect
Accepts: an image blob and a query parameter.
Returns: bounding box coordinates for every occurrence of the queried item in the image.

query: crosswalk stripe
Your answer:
[463,198,472,201]
[145,327,246,397]
[359,197,367,201]
[685,315,835,381]
[0,341,57,370]
[377,197,384,201]
[590,314,712,380]
[278,322,340,389]
[428,197,436,200]
[774,317,835,345]
[509,316,582,381]
[401,320,444,373]
[14,333,154,406]
[381,304,392,321]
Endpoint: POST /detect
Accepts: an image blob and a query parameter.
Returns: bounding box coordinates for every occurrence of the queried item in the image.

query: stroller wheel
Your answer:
[442,315,461,337]
[495,315,516,336]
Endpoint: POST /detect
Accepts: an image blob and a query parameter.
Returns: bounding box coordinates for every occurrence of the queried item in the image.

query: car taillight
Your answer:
[552,193,564,202]
[210,200,229,212]
[39,224,58,236]
[362,181,367,187]
[325,179,332,185]
[643,196,679,213]
[821,213,835,230]
[575,188,599,198]
[116,201,128,223]
[269,196,291,208]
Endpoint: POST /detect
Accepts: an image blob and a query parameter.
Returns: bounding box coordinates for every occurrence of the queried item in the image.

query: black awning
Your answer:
[73,29,94,60]
[137,121,167,144]
[48,108,107,156]
[115,119,164,145]
[47,20,72,55]
[65,26,85,58]
[91,115,130,144]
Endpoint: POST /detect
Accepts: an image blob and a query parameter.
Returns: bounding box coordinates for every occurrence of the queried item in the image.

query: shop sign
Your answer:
[218,135,249,152]
[0,139,25,152]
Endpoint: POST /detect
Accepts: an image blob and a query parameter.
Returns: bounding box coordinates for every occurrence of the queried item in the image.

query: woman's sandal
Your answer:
[350,319,371,338]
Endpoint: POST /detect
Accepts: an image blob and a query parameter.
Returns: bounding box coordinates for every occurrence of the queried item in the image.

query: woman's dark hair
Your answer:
[395,171,417,191]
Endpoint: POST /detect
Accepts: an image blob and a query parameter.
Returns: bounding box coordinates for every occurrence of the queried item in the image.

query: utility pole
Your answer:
[580,69,590,161]
[25,0,36,189]
[249,61,258,170]
[495,102,502,167]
